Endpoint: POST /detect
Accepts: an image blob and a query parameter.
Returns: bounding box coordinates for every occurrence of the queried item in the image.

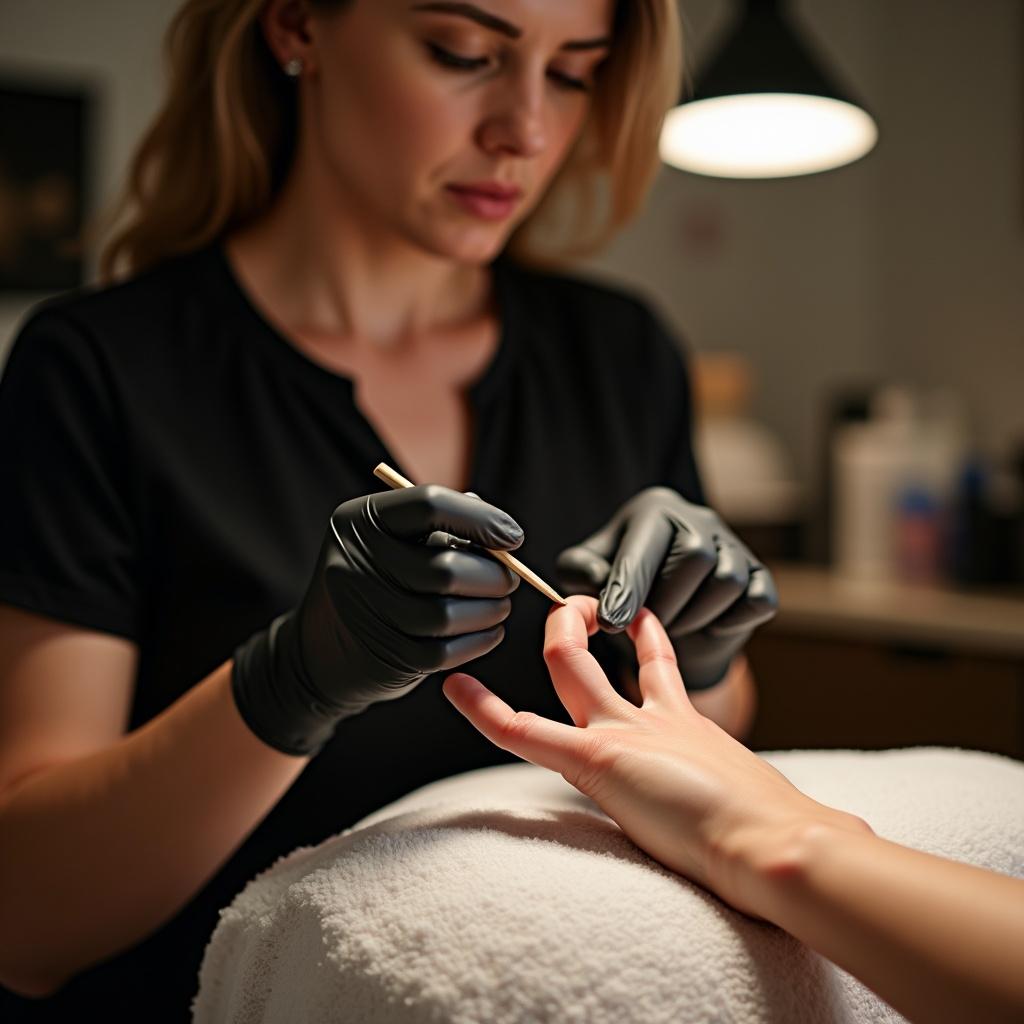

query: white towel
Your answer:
[193,748,1024,1023]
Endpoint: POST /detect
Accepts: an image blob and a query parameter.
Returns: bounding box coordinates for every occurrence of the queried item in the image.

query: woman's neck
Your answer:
[226,155,492,351]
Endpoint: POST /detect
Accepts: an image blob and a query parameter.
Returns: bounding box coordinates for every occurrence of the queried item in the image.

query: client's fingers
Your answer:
[626,608,689,709]
[443,673,583,777]
[543,596,625,726]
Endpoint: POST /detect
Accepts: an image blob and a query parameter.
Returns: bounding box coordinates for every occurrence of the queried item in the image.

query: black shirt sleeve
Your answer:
[0,306,141,638]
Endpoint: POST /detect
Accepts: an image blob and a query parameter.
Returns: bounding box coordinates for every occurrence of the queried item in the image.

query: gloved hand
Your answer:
[232,485,523,755]
[556,487,777,690]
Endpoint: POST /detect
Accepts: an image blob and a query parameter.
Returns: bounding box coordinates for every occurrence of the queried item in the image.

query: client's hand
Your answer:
[443,596,867,917]
[447,598,1024,1024]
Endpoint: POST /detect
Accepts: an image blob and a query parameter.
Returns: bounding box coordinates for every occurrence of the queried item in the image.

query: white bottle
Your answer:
[832,387,966,583]
[833,408,910,582]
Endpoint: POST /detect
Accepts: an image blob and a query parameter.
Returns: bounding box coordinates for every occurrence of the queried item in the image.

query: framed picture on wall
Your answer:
[0,77,92,292]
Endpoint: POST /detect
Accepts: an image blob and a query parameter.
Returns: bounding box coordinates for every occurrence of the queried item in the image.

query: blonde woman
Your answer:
[0,1,775,1018]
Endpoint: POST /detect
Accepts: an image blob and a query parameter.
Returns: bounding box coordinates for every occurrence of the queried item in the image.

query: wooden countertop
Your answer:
[767,563,1024,657]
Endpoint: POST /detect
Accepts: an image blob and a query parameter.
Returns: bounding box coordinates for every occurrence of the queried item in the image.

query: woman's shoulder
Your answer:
[17,247,216,351]
[500,256,662,330]
[498,257,688,379]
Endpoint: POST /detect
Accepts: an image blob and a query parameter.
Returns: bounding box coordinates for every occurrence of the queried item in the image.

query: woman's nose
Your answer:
[476,73,548,159]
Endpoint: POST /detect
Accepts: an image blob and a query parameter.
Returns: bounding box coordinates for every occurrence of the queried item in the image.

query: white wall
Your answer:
[2,0,1021,491]
[873,0,1024,466]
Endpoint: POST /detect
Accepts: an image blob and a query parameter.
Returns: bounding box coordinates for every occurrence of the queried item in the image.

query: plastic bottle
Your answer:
[832,387,965,583]
[832,389,916,581]
[948,458,993,584]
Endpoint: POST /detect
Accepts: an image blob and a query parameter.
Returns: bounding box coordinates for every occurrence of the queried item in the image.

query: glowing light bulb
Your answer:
[660,93,878,178]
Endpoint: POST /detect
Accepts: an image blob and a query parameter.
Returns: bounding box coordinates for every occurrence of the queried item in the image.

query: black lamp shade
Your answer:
[661,0,878,178]
[690,0,861,107]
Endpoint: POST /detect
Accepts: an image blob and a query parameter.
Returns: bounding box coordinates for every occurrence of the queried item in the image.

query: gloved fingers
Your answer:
[555,546,612,596]
[663,538,751,635]
[364,485,523,550]
[425,529,471,548]
[643,526,718,630]
[416,624,507,672]
[706,563,779,636]
[381,532,520,598]
[674,629,750,691]
[564,513,625,562]
[400,592,513,639]
[429,545,520,597]
[597,509,675,632]
[555,511,624,594]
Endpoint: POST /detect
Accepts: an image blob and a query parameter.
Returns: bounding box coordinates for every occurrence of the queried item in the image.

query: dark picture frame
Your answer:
[0,76,92,292]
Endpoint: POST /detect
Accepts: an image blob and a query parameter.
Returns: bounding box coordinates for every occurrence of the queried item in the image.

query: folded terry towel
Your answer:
[193,748,1024,1023]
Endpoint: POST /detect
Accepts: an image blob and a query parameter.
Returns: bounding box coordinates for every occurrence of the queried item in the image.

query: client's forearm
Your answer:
[733,821,1024,1023]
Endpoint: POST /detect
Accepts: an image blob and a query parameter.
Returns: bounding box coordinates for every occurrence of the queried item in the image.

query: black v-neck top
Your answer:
[0,244,704,1020]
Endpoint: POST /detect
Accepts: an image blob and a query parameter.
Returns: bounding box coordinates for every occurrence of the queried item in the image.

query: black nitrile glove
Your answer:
[232,485,523,755]
[556,487,777,690]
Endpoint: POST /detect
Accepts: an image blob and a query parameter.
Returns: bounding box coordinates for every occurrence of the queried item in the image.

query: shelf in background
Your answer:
[767,562,1024,657]
[746,564,1024,759]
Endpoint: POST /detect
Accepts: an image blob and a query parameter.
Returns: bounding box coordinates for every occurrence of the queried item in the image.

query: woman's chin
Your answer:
[424,224,514,266]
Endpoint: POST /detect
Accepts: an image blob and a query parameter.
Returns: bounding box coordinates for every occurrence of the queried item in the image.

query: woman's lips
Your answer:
[445,184,523,222]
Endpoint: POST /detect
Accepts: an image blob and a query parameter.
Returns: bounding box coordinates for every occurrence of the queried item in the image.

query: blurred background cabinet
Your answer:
[747,564,1024,759]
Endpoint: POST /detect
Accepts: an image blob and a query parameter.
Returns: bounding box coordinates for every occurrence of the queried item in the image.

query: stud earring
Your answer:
[283,57,304,77]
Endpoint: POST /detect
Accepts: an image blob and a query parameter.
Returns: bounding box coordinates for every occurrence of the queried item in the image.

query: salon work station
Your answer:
[0,1,1022,1022]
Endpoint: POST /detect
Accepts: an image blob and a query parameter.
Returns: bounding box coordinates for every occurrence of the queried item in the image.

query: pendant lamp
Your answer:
[661,0,878,178]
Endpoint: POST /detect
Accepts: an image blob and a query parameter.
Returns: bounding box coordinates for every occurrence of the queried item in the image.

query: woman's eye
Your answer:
[549,70,590,93]
[426,42,592,93]
[427,43,489,71]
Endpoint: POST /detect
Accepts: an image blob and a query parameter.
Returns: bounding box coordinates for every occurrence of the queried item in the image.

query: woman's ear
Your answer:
[260,0,317,73]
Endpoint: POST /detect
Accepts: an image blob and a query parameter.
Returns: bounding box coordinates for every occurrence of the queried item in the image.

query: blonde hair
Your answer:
[98,0,682,280]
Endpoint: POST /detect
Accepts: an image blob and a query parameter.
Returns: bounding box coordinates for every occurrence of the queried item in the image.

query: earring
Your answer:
[283,57,304,77]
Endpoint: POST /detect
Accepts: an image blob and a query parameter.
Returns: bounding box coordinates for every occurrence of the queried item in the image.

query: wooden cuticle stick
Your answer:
[372,462,567,606]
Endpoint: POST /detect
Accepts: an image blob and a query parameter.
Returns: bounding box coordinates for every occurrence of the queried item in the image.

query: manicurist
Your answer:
[0,2,775,1017]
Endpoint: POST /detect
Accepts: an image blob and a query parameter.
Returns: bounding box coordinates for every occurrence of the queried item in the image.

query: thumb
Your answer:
[555,546,612,596]
[555,515,622,595]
